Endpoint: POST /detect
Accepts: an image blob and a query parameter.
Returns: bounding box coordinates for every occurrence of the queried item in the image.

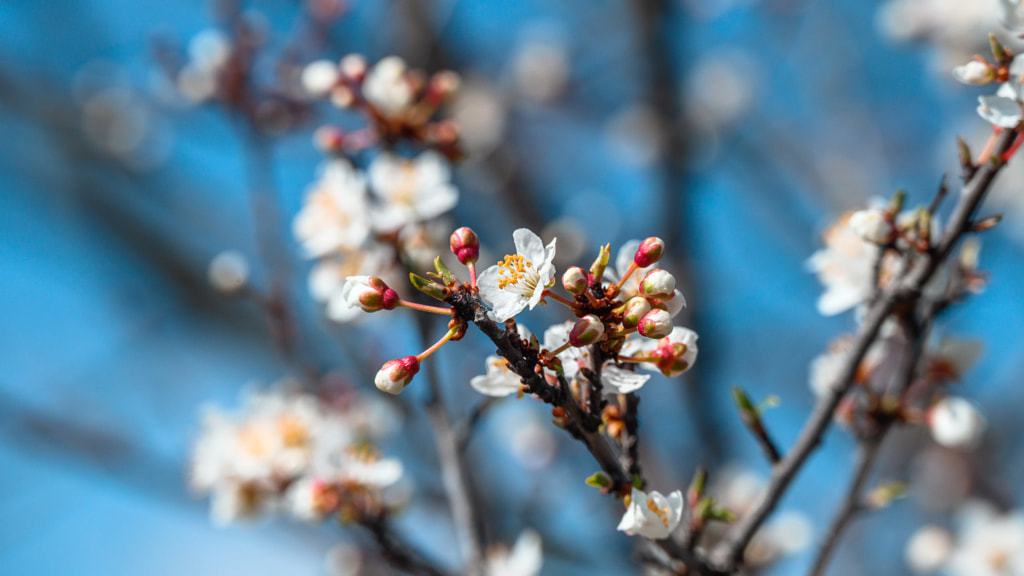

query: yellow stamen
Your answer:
[647,498,670,528]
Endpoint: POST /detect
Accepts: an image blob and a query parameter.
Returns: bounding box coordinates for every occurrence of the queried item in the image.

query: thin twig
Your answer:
[806,433,888,576]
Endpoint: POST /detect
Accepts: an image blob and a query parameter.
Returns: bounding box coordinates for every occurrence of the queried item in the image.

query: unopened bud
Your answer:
[585,471,612,489]
[330,84,356,108]
[569,315,605,346]
[313,125,345,154]
[301,59,340,97]
[375,356,420,394]
[341,276,399,312]
[621,296,651,329]
[424,71,461,106]
[589,244,611,283]
[634,237,666,268]
[562,266,588,295]
[638,309,673,339]
[849,208,896,245]
[639,269,676,299]
[449,227,480,265]
[990,34,1012,66]
[970,214,1002,232]
[208,251,250,294]
[339,54,368,81]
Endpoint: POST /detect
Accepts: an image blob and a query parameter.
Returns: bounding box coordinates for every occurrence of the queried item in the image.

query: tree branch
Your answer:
[710,128,1019,571]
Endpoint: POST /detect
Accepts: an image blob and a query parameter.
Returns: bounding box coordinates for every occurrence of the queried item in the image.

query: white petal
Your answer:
[978,95,1023,128]
[513,228,547,264]
[602,364,650,394]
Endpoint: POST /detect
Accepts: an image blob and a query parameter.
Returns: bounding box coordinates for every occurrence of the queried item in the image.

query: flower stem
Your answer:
[467,262,478,289]
[543,290,576,308]
[547,341,573,357]
[417,327,458,362]
[977,129,1000,165]
[399,300,455,316]
[614,262,639,291]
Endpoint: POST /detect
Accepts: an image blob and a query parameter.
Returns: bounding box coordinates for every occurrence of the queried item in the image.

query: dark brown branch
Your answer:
[444,291,720,575]
[710,128,1019,571]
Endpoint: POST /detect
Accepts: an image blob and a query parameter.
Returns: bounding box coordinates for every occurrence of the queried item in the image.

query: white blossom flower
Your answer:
[471,355,524,397]
[190,386,384,525]
[542,321,652,392]
[977,57,1024,127]
[363,56,414,117]
[620,327,700,378]
[953,60,994,85]
[602,364,651,394]
[850,208,897,245]
[368,152,459,233]
[905,525,954,574]
[285,476,336,523]
[485,530,543,576]
[617,487,684,540]
[930,397,986,449]
[293,160,370,258]
[807,212,882,316]
[209,481,269,526]
[927,339,983,382]
[948,506,1024,576]
[478,229,557,321]
[307,245,394,323]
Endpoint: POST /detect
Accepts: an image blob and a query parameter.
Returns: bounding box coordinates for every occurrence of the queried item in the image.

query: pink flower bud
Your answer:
[339,54,368,82]
[621,296,651,329]
[634,237,666,268]
[640,269,676,299]
[638,309,673,339]
[449,227,480,265]
[562,266,588,295]
[569,315,605,346]
[375,356,420,394]
[651,328,698,377]
[342,276,400,312]
[313,126,345,154]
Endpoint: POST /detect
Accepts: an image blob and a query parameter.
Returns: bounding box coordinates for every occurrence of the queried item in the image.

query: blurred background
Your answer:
[2,0,1023,575]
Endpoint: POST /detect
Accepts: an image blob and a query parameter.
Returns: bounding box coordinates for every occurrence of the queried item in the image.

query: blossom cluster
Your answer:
[293,55,464,322]
[807,191,990,448]
[189,385,402,525]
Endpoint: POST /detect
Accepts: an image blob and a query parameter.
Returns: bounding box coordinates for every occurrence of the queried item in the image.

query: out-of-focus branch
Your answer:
[363,517,452,576]
[711,128,1020,571]
[416,315,487,576]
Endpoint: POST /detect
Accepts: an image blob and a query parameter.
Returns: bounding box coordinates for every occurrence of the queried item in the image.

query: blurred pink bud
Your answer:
[339,54,368,82]
[313,125,345,153]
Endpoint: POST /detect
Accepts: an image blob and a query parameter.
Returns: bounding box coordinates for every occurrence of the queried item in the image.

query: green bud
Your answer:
[888,189,906,215]
[589,244,611,284]
[990,34,1011,65]
[586,472,612,489]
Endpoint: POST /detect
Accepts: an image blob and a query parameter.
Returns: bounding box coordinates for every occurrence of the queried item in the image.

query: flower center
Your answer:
[496,254,540,295]
[647,498,670,528]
